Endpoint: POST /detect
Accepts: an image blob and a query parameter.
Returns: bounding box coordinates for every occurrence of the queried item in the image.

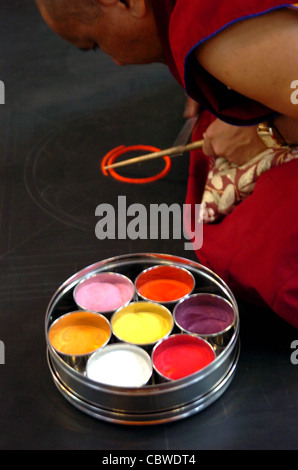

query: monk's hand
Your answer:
[202,118,267,165]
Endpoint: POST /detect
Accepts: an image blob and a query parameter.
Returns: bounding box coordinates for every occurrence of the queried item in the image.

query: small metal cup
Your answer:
[48,310,111,373]
[173,293,236,351]
[135,264,195,308]
[86,343,153,388]
[152,334,216,382]
[110,301,173,351]
[73,272,135,317]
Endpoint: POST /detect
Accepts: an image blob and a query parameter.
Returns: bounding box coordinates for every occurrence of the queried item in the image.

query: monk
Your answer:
[35,0,298,328]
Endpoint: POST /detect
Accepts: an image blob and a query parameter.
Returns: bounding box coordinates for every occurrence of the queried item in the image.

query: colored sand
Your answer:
[86,345,152,387]
[175,296,234,335]
[75,274,133,312]
[112,303,172,345]
[138,279,191,302]
[49,311,110,355]
[136,265,194,302]
[153,336,215,380]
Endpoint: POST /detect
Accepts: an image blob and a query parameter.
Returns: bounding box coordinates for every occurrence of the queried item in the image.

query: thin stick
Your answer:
[103,139,204,170]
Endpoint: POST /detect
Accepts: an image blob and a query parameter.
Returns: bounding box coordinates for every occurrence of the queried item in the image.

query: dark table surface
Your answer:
[0,1,297,451]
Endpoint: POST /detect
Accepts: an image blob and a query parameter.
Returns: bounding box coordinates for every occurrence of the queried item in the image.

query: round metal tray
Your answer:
[45,253,240,425]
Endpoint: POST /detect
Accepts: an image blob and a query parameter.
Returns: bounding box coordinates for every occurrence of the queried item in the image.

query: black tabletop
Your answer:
[0,1,297,451]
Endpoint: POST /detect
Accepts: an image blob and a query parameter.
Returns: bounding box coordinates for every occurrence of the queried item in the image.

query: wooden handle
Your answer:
[103,139,204,170]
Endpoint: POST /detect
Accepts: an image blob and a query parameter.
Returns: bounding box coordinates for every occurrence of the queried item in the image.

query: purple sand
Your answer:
[175,299,234,335]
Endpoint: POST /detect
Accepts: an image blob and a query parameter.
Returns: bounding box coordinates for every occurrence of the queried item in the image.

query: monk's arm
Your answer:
[195,8,298,128]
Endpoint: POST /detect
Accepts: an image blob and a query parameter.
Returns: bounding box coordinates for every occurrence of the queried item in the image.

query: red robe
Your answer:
[151,0,298,328]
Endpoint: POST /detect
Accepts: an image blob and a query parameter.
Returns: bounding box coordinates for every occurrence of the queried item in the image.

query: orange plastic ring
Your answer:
[101,145,172,184]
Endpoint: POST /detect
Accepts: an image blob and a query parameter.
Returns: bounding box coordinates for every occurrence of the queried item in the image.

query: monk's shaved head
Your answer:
[35,0,103,24]
[35,0,164,65]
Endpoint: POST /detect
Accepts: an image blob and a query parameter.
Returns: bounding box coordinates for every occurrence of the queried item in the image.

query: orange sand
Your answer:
[49,311,110,355]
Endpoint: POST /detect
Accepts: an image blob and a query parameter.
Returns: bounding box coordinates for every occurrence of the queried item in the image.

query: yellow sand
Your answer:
[112,307,172,344]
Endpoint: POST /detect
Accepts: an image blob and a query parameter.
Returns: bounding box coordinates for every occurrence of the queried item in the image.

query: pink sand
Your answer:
[75,279,133,312]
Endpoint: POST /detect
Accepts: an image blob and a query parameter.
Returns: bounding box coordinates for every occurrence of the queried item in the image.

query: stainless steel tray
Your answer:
[45,253,240,425]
